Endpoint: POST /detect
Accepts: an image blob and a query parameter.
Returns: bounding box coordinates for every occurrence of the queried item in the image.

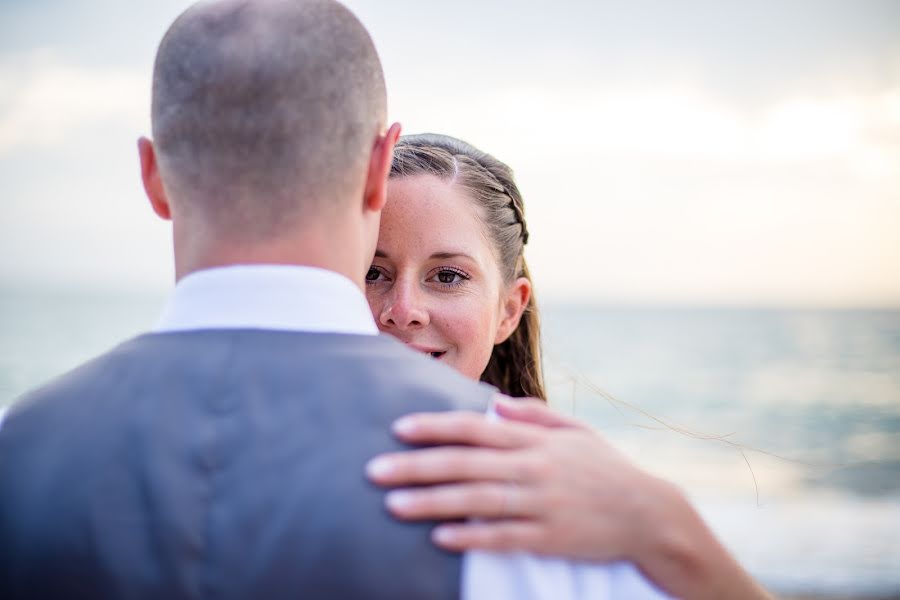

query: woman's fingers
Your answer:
[384,482,536,520]
[391,410,544,449]
[493,395,587,430]
[431,521,545,553]
[367,446,518,486]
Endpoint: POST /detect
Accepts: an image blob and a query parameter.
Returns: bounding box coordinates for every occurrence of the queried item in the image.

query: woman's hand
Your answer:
[366,396,771,600]
[367,396,662,561]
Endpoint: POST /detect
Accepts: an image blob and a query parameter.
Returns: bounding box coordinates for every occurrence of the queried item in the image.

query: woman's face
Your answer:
[366,174,528,380]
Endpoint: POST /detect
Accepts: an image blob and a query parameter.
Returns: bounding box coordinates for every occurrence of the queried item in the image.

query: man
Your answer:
[0,1,666,598]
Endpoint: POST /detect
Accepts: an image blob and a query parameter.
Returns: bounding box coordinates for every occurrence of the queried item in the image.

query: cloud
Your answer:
[0,52,148,157]
[395,83,900,172]
[2,45,898,305]
[389,81,900,305]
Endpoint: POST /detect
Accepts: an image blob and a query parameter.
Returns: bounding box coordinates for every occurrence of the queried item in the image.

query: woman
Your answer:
[365,134,771,600]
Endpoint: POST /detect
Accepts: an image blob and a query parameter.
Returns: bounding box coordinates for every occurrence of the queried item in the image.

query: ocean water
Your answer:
[540,307,900,596]
[2,287,899,596]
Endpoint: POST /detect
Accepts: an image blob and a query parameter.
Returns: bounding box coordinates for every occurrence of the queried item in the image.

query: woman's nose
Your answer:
[379,281,429,330]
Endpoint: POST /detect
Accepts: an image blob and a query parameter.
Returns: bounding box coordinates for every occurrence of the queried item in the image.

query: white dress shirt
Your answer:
[11,265,670,600]
[154,264,379,335]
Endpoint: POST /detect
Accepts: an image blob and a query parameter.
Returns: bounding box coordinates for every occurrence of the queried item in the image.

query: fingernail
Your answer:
[432,526,458,545]
[365,456,394,480]
[392,416,418,436]
[385,490,414,511]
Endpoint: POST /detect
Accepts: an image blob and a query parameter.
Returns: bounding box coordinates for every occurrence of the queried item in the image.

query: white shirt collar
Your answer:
[154,265,378,335]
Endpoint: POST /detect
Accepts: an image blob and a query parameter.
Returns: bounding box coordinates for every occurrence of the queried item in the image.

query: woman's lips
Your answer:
[407,344,447,360]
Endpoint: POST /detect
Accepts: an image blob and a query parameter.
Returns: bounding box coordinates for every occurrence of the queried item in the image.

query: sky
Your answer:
[1,0,899,306]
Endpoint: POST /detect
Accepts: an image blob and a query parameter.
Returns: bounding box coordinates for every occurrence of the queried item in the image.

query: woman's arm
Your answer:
[366,397,772,600]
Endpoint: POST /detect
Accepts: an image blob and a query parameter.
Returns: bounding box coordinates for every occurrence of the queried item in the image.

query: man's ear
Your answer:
[363,122,402,213]
[494,276,532,345]
[138,137,172,221]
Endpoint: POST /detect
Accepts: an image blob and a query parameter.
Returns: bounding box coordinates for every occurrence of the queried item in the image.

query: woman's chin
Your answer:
[404,345,483,382]
[445,356,491,383]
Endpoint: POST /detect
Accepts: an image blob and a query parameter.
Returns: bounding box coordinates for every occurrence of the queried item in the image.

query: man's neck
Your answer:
[172,227,370,291]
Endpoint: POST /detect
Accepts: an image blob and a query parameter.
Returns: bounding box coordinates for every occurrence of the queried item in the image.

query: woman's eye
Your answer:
[365,266,383,283]
[432,268,469,286]
[437,270,459,284]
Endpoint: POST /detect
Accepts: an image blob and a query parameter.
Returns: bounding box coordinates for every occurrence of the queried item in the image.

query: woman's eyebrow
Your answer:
[430,252,475,261]
[373,250,475,261]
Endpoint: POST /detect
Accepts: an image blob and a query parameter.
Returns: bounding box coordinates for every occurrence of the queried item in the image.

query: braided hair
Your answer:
[390,134,546,400]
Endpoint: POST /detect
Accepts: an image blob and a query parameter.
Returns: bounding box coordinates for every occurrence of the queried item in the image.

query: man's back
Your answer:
[0,1,671,596]
[0,329,492,599]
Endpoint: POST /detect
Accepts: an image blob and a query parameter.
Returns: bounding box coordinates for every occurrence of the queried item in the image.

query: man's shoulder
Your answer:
[188,328,494,413]
[3,329,492,435]
[5,335,150,422]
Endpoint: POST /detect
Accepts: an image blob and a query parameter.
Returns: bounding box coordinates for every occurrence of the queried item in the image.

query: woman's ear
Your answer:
[494,277,531,345]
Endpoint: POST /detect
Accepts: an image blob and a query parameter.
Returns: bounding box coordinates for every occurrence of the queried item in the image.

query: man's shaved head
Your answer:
[151,0,387,239]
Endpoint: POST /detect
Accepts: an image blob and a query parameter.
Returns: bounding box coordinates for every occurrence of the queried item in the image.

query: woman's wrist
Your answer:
[627,477,771,600]
[627,477,702,586]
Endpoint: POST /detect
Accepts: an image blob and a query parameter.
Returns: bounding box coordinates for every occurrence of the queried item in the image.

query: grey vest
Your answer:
[0,330,494,599]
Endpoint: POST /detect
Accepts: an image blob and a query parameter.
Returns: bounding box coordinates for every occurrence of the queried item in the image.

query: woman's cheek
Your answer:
[440,295,498,379]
